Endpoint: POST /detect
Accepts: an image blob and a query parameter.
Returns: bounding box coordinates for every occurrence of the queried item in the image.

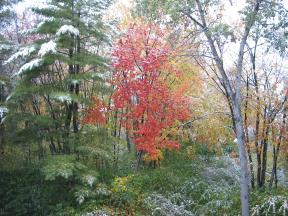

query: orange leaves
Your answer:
[82,97,107,126]
[112,23,190,158]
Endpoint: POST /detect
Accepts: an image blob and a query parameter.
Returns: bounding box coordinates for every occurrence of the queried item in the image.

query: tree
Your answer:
[111,23,190,163]
[134,0,274,214]
[0,0,23,155]
[4,0,111,156]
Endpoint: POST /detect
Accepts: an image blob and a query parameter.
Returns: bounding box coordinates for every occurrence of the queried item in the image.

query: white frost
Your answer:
[51,93,72,103]
[4,46,37,65]
[6,93,13,101]
[0,44,11,51]
[15,59,43,76]
[56,25,79,37]
[85,175,95,187]
[91,71,111,79]
[36,18,55,29]
[38,40,57,57]
[0,107,8,118]
[71,79,80,85]
[77,195,85,205]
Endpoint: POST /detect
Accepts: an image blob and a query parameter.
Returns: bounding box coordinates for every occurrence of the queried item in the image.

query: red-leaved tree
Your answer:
[82,97,107,126]
[112,23,190,159]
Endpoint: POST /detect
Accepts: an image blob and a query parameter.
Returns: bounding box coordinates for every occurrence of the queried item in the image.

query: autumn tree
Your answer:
[111,23,190,165]
[134,0,282,214]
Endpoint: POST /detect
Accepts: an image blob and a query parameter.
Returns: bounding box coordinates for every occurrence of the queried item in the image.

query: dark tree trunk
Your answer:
[269,112,286,188]
[260,119,270,187]
[126,129,131,152]
[244,75,255,188]
[253,71,262,188]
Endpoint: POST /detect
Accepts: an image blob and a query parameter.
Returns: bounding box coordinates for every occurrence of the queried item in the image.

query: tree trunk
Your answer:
[260,119,270,187]
[190,1,263,214]
[234,103,250,216]
[73,11,81,134]
[244,75,255,188]
[269,112,286,188]
[126,129,131,152]
[253,72,262,188]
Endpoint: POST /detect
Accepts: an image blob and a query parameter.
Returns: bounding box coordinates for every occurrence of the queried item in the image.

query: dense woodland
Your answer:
[0,0,288,215]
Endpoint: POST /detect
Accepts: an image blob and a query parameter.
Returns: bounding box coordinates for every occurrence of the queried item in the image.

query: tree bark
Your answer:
[269,111,286,188]
[253,71,262,188]
[244,74,255,188]
[260,120,270,187]
[188,1,263,214]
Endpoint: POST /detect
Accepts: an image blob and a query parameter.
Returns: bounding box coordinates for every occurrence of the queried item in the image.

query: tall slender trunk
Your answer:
[0,85,5,155]
[260,118,270,187]
[0,122,5,156]
[73,11,81,134]
[233,101,250,216]
[189,1,262,214]
[126,129,131,152]
[113,110,118,165]
[244,75,255,188]
[64,0,75,154]
[253,72,262,187]
[269,111,286,188]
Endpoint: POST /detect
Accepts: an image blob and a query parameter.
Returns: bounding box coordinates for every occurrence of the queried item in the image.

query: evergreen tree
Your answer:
[4,0,113,156]
[0,0,22,154]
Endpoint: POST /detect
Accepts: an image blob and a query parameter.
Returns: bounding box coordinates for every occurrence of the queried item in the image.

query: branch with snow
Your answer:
[51,93,72,103]
[56,25,80,37]
[0,107,8,118]
[38,40,57,57]
[4,46,37,65]
[0,44,12,51]
[14,59,43,77]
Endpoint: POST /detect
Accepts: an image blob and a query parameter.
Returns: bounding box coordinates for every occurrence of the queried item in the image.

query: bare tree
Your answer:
[181,1,263,215]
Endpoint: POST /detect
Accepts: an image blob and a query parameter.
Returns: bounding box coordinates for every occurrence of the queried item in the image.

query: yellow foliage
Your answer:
[111,175,133,193]
[143,150,164,162]
[186,146,196,160]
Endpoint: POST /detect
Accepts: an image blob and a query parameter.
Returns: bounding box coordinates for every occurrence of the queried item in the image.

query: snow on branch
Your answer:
[51,92,72,103]
[4,46,37,65]
[56,25,80,37]
[0,44,12,51]
[15,59,43,77]
[37,18,55,28]
[38,40,57,57]
[0,107,8,118]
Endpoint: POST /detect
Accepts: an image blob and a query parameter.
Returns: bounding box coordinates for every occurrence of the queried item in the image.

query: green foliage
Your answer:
[43,155,79,180]
[222,141,238,155]
[3,0,113,156]
[0,165,59,216]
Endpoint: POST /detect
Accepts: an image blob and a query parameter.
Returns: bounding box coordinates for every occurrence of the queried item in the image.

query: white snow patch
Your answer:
[92,71,111,79]
[77,195,85,205]
[0,107,8,118]
[15,59,43,76]
[0,44,12,51]
[6,93,13,101]
[51,93,72,103]
[85,175,95,187]
[36,18,55,29]
[38,40,57,57]
[71,79,80,85]
[4,46,37,64]
[56,25,79,37]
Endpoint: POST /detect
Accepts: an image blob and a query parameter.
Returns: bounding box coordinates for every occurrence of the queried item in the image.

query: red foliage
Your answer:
[112,23,190,159]
[82,97,107,126]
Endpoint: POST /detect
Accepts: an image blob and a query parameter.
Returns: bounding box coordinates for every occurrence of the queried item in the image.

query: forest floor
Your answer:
[1,143,288,216]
